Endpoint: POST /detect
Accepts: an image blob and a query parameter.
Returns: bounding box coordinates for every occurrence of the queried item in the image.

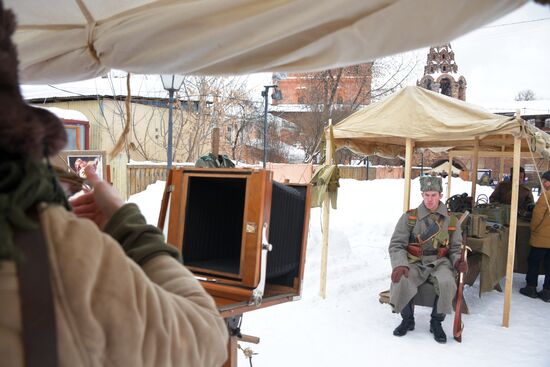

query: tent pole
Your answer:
[447,154,453,201]
[500,145,505,181]
[403,138,413,212]
[471,137,479,206]
[320,119,333,299]
[502,135,522,327]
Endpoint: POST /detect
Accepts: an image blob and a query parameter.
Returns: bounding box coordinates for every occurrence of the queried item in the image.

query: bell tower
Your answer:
[417,43,467,101]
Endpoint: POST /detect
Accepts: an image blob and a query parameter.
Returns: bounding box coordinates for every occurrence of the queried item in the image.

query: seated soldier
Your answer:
[388,176,468,344]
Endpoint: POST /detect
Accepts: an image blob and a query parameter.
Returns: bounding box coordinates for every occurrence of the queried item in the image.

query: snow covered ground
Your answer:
[129,177,550,367]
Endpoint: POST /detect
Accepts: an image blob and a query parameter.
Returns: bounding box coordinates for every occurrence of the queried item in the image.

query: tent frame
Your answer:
[323,113,546,327]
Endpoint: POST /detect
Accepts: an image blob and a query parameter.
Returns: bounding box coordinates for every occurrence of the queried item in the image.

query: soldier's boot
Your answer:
[519,285,538,298]
[430,297,447,344]
[538,288,550,302]
[393,301,415,337]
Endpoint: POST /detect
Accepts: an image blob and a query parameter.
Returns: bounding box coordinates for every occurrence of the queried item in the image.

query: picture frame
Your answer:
[55,150,107,181]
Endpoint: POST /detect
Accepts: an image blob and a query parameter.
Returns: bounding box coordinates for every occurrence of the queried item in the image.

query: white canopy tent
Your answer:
[328,86,550,327]
[5,0,526,84]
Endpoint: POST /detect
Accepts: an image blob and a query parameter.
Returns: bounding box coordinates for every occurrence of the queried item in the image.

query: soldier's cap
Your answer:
[420,176,443,193]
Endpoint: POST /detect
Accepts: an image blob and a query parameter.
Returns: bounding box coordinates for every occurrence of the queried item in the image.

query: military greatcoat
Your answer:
[389,202,462,314]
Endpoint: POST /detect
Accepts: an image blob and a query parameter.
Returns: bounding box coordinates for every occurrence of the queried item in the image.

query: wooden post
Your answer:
[320,120,333,299]
[500,145,505,181]
[471,137,479,206]
[502,135,522,327]
[211,127,220,156]
[403,138,413,212]
[447,154,453,201]
[223,335,238,367]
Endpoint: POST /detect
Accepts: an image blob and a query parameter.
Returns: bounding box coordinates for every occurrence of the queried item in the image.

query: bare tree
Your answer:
[515,89,536,101]
[293,55,418,163]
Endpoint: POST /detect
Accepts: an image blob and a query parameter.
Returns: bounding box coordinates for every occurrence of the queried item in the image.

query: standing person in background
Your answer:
[520,170,550,302]
[0,3,228,365]
[388,176,467,344]
[490,166,534,214]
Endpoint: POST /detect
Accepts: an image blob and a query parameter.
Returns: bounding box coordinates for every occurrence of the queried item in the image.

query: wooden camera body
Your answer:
[158,167,311,316]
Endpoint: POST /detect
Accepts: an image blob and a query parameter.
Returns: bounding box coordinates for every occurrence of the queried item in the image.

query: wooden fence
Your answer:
[126,163,404,197]
[127,165,169,198]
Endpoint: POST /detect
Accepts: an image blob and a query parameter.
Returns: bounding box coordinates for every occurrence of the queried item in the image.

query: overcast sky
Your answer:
[248,2,549,110]
[450,1,550,107]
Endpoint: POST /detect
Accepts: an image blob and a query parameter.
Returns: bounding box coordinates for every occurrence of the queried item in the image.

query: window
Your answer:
[226,126,233,142]
[439,78,451,97]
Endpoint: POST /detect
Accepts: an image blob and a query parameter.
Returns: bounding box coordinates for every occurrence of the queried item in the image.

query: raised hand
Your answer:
[69,165,124,230]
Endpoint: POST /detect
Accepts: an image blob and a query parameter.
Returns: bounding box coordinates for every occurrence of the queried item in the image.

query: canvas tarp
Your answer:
[5,0,526,84]
[332,86,550,159]
[429,162,461,175]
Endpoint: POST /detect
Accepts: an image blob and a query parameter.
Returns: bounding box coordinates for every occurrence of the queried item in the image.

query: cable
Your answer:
[483,17,550,29]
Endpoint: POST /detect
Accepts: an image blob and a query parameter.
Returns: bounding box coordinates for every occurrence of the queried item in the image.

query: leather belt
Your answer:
[407,244,448,258]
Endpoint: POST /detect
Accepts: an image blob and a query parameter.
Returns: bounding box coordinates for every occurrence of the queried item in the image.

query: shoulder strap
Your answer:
[406,208,417,229]
[14,211,59,367]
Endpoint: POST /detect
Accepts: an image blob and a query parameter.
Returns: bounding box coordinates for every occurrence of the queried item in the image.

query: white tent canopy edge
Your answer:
[5,0,526,84]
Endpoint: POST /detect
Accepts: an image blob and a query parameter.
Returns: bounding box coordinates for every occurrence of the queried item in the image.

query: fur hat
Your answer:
[420,176,443,193]
[0,2,66,160]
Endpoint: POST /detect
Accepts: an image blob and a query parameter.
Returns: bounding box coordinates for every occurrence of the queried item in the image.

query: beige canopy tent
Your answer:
[6,0,525,84]
[326,86,550,327]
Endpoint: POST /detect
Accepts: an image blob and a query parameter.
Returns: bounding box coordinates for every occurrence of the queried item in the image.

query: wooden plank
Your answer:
[320,120,333,299]
[297,184,312,296]
[447,154,453,200]
[223,336,238,367]
[502,135,522,327]
[167,169,185,252]
[449,150,541,158]
[471,137,479,206]
[500,146,506,181]
[241,170,272,287]
[403,138,413,212]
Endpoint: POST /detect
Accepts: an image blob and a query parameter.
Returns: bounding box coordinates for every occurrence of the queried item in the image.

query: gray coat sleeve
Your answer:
[388,213,411,269]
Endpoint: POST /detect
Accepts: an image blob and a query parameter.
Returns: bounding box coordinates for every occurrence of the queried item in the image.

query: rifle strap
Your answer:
[14,209,59,367]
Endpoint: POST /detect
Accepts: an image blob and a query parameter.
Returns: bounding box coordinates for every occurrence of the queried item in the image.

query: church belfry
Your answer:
[417,43,467,101]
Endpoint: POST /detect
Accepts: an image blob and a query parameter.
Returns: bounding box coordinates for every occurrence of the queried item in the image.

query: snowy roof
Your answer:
[22,72,201,101]
[40,106,88,122]
[485,99,550,116]
[269,104,311,113]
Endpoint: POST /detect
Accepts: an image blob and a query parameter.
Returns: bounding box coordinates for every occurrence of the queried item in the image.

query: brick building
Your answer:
[269,63,373,161]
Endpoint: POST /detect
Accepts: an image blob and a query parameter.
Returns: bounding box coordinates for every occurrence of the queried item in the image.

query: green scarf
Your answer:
[0,156,70,261]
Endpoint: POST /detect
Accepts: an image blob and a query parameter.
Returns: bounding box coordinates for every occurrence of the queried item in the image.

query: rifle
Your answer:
[453,210,471,343]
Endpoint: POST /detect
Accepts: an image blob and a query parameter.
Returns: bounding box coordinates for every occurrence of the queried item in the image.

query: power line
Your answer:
[483,17,550,29]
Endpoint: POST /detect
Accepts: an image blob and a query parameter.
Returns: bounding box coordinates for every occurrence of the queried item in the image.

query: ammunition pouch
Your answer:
[407,244,448,258]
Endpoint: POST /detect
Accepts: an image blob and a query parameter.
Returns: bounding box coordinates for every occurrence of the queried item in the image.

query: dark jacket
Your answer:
[489,181,534,213]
